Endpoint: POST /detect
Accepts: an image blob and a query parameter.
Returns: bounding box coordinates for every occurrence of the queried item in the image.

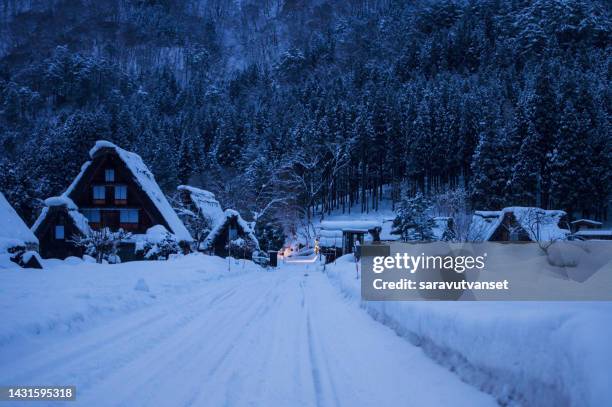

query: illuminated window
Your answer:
[82,209,101,223]
[93,186,105,200]
[55,225,65,240]
[114,185,127,200]
[105,169,115,182]
[120,209,138,223]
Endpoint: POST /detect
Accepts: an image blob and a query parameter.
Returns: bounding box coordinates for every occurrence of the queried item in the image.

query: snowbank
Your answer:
[0,254,261,357]
[326,254,612,406]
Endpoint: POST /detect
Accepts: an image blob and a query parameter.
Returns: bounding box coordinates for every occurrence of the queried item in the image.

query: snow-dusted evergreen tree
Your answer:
[0,0,609,223]
[0,161,37,224]
[254,217,285,252]
[549,101,589,213]
[392,190,436,242]
[470,126,508,210]
[511,67,558,208]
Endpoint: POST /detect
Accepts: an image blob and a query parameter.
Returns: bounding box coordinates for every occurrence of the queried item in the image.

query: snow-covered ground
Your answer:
[2,252,610,406]
[0,254,256,359]
[0,255,496,406]
[326,254,612,407]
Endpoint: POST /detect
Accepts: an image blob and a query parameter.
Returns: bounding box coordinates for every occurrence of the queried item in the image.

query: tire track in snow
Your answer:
[80,271,286,407]
[181,274,287,407]
[304,272,340,407]
[107,275,282,406]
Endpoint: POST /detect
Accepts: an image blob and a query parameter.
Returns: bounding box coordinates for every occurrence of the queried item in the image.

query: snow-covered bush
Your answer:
[136,225,182,260]
[251,250,270,267]
[70,227,131,264]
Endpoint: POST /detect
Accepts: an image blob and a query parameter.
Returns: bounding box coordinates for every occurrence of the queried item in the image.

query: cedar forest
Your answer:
[0,0,610,244]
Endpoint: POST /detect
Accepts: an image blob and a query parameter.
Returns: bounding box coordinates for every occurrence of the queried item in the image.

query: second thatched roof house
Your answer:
[176,185,224,245]
[469,207,569,242]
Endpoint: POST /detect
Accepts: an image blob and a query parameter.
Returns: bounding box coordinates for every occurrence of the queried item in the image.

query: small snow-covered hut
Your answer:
[318,220,382,256]
[200,209,259,259]
[33,140,192,259]
[469,207,569,242]
[569,219,612,240]
[0,192,42,268]
[570,219,602,233]
[32,196,91,260]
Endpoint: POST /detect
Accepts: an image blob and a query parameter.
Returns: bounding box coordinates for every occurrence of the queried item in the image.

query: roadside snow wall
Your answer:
[326,254,612,407]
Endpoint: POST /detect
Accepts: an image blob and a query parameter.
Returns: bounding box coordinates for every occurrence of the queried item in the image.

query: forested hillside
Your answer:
[1,0,610,229]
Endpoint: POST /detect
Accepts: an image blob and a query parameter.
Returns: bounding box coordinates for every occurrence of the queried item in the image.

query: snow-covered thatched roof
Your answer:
[319,220,382,232]
[468,210,502,241]
[318,229,343,248]
[315,218,401,247]
[570,219,602,227]
[0,192,38,251]
[32,196,91,236]
[177,185,224,228]
[469,207,568,242]
[575,229,612,237]
[200,209,259,251]
[65,141,192,241]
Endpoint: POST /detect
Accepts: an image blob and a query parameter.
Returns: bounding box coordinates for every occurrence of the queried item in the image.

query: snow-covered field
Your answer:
[0,255,496,406]
[327,254,612,407]
[0,254,256,359]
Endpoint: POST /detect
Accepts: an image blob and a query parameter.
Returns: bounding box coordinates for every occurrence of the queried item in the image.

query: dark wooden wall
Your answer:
[36,209,84,259]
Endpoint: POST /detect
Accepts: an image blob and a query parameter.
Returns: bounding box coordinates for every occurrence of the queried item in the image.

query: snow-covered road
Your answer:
[0,262,495,407]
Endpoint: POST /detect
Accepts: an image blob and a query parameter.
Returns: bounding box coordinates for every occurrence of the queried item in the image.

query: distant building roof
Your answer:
[570,219,602,225]
[319,220,382,232]
[575,230,612,237]
[470,207,568,242]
